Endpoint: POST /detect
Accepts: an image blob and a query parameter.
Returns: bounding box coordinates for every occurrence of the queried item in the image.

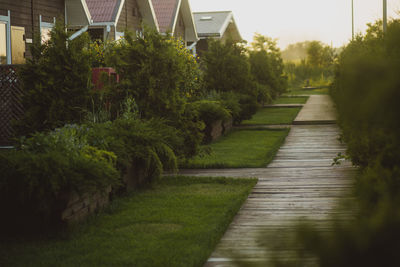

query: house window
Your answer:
[0,22,7,64]
[0,11,11,64]
[39,15,55,44]
[116,31,124,40]
[41,27,52,43]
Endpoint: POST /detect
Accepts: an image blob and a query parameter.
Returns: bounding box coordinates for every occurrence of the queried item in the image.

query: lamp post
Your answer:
[351,0,354,40]
[383,0,387,33]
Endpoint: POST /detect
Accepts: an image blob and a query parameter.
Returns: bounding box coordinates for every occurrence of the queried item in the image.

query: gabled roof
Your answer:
[85,0,159,30]
[137,0,159,31]
[151,0,177,33]
[85,0,121,23]
[151,0,198,42]
[193,11,242,41]
[66,0,92,26]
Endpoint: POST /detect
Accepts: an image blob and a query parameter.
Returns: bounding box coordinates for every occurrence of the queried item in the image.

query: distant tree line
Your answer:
[282,40,338,89]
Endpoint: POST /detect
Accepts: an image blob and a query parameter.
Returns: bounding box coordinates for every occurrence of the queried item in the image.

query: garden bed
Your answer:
[0,176,257,267]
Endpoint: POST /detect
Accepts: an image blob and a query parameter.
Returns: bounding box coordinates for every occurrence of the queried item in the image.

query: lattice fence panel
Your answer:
[0,65,24,146]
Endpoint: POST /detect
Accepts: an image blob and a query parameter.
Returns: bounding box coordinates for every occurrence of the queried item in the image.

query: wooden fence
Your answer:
[0,65,23,146]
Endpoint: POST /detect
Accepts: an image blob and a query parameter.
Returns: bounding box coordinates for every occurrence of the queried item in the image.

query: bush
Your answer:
[192,100,231,143]
[14,20,92,136]
[202,39,253,95]
[106,28,203,158]
[193,100,231,126]
[0,125,119,232]
[85,115,180,188]
[201,40,259,123]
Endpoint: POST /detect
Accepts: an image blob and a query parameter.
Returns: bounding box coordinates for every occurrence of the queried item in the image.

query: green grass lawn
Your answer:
[182,128,289,168]
[272,96,309,104]
[242,107,301,125]
[0,176,257,267]
[285,87,329,95]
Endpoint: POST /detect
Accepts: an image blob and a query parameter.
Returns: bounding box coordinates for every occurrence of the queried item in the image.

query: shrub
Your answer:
[85,115,180,188]
[0,125,119,232]
[219,92,242,123]
[106,28,203,158]
[193,100,231,126]
[14,20,92,136]
[201,39,259,123]
[192,100,231,143]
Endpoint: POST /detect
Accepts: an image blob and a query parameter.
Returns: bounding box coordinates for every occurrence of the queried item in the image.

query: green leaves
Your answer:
[15,19,92,136]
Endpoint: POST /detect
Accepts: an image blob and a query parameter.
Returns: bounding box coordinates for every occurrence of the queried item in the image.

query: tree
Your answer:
[201,39,259,123]
[249,33,287,99]
[202,39,253,95]
[109,28,201,120]
[281,41,311,61]
[306,41,335,68]
[15,20,92,136]
[107,28,204,158]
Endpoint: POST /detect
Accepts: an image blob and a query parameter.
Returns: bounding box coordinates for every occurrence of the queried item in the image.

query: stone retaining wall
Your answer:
[61,186,112,223]
[205,118,233,143]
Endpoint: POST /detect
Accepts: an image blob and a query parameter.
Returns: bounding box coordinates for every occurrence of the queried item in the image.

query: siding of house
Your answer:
[196,38,208,57]
[220,22,236,44]
[117,0,142,34]
[174,10,185,40]
[0,0,65,60]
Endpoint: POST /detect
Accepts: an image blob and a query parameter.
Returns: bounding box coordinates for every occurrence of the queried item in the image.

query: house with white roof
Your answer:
[193,11,242,56]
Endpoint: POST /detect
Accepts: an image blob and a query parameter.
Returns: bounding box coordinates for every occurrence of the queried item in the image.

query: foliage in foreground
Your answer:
[0,106,179,232]
[264,19,400,267]
[0,176,257,267]
[14,20,92,136]
[0,125,119,232]
[107,28,204,158]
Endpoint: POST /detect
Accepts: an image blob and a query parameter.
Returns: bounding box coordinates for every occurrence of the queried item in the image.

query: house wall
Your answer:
[220,22,238,44]
[116,0,142,34]
[174,10,185,41]
[196,38,208,57]
[0,0,65,61]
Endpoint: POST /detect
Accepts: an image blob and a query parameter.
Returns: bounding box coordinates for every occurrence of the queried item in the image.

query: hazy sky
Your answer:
[190,0,400,49]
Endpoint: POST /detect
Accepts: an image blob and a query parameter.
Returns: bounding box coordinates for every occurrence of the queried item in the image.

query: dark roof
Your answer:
[151,0,178,33]
[85,0,121,23]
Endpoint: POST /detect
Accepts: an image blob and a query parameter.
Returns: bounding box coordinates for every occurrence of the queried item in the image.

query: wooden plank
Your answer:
[196,124,355,265]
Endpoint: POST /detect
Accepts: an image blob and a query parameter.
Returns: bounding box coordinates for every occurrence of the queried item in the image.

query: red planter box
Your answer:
[92,67,119,90]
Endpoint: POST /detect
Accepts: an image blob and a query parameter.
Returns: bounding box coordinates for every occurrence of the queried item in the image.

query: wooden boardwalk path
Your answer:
[293,95,336,124]
[180,96,355,266]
